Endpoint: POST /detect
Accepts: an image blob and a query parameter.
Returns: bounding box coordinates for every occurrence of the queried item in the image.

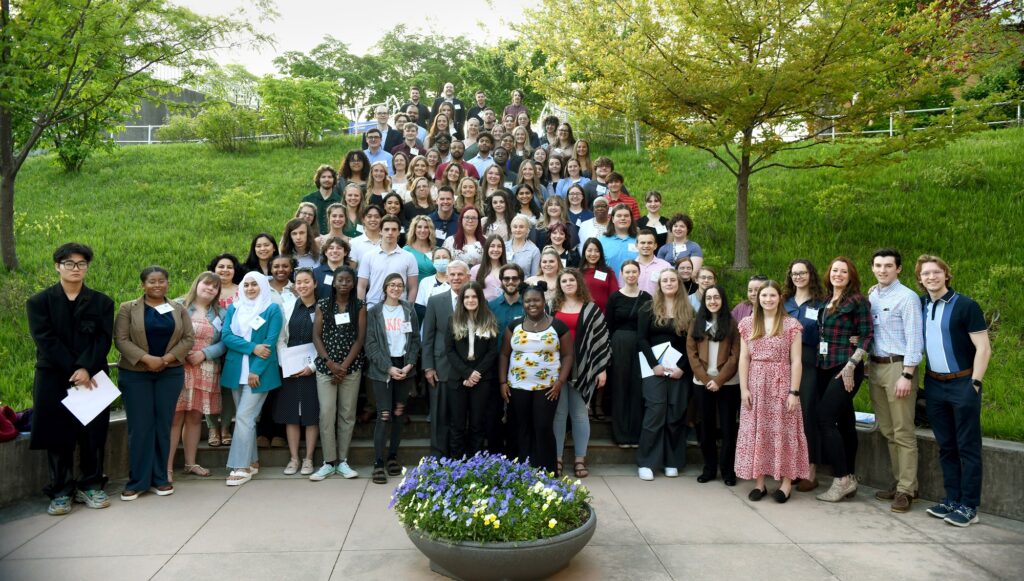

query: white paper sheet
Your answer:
[638,342,672,378]
[280,343,317,377]
[662,345,686,369]
[62,370,120,426]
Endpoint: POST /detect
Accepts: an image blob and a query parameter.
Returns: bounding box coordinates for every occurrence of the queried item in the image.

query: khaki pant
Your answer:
[868,361,918,495]
[316,370,361,464]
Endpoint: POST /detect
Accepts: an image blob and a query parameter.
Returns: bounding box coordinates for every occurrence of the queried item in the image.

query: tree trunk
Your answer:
[0,169,17,271]
[733,130,753,269]
[0,0,16,271]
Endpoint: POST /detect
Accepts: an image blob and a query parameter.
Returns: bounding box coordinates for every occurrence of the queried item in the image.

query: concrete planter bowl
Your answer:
[405,504,596,581]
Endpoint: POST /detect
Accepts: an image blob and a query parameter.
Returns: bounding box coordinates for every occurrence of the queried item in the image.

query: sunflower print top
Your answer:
[507,319,566,391]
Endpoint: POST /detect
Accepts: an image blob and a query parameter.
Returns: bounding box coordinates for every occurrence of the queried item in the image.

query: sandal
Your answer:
[183,464,211,477]
[208,432,221,447]
[221,429,232,446]
[372,466,387,484]
[386,458,402,476]
[226,469,251,486]
[556,460,563,477]
[574,461,590,479]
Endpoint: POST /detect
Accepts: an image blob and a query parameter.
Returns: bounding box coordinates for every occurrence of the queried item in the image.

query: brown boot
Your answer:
[890,492,913,513]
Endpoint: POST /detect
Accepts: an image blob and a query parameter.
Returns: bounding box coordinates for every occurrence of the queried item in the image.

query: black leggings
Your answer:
[448,380,493,459]
[509,388,558,474]
[816,363,864,477]
[372,357,414,465]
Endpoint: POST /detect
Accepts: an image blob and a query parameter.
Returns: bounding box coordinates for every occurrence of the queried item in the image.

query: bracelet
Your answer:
[789,390,800,396]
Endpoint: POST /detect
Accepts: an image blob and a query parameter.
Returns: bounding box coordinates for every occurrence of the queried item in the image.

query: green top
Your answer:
[302,190,342,236]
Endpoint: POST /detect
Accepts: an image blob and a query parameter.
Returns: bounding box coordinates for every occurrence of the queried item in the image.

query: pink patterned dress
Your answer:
[176,314,222,414]
[735,317,809,481]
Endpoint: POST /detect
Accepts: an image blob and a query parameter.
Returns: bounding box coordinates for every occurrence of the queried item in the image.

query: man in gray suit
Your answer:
[422,260,469,458]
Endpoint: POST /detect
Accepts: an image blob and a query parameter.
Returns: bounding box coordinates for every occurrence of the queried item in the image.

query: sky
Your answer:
[170,0,531,76]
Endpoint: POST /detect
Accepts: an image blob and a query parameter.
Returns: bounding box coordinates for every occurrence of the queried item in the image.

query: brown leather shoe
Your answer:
[796,478,819,492]
[256,436,270,448]
[875,487,897,501]
[891,492,912,513]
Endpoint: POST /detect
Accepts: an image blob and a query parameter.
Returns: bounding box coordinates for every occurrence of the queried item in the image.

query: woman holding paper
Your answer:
[606,260,651,447]
[636,268,695,481]
[115,266,195,501]
[364,273,421,485]
[273,268,321,476]
[221,272,283,486]
[168,272,226,481]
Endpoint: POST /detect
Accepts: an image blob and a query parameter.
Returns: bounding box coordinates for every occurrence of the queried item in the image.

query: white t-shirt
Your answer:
[358,246,418,308]
[381,303,408,357]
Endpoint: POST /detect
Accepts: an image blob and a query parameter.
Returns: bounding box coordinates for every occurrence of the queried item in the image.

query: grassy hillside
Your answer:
[1,130,1021,439]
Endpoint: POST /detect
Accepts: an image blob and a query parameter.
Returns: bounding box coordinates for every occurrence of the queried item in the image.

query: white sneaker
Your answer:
[638,467,654,481]
[665,467,679,478]
[283,459,299,475]
[336,461,359,479]
[300,459,314,475]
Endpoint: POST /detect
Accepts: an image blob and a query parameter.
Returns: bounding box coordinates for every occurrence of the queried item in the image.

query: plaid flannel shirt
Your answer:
[817,295,873,369]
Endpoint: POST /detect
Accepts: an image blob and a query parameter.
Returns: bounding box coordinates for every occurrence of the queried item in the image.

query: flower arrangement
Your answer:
[390,452,593,543]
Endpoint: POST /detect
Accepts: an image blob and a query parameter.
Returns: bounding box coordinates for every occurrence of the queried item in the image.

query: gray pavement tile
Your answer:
[330,549,435,580]
[0,500,60,559]
[802,542,1002,581]
[549,544,672,580]
[5,481,235,559]
[154,550,338,581]
[748,482,924,544]
[898,505,1024,545]
[652,544,837,580]
[179,478,364,554]
[605,475,789,544]
[579,477,647,547]
[0,554,170,581]
[945,542,1024,580]
[341,478,417,551]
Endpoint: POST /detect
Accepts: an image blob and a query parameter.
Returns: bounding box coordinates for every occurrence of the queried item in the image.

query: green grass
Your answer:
[2,130,1022,440]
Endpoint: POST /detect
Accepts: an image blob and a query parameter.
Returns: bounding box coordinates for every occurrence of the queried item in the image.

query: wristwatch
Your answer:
[901,372,913,380]
[972,379,983,389]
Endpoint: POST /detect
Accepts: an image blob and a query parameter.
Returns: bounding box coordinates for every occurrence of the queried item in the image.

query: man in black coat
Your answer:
[430,81,467,134]
[27,242,115,515]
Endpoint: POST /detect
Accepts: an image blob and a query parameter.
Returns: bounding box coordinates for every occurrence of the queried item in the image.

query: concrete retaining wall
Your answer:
[3,416,1022,521]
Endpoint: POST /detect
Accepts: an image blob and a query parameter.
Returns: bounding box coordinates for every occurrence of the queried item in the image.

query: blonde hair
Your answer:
[367,161,393,200]
[538,196,569,229]
[183,271,222,316]
[407,215,437,248]
[651,269,694,335]
[750,280,787,340]
[456,176,483,213]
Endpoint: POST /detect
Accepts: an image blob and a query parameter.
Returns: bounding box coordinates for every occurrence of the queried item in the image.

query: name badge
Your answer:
[335,312,351,325]
[561,258,567,267]
[649,271,660,282]
[594,270,608,281]
[454,104,462,110]
[627,243,637,252]
[251,315,266,330]
[356,224,365,233]
[818,341,828,355]
[411,148,419,156]
[436,229,447,240]
[212,317,223,331]
[597,185,607,194]
[309,312,316,322]
[401,321,413,333]
[653,222,667,234]
[805,307,819,320]
[674,243,687,254]
[154,303,174,315]
[323,274,334,285]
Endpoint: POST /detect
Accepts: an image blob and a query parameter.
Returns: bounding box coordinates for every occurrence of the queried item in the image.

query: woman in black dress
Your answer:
[605,260,651,447]
[274,267,320,476]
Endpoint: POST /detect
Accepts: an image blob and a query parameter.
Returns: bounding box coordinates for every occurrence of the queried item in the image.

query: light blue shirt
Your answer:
[599,234,637,284]
[468,154,495,177]
[869,280,923,366]
[364,147,394,175]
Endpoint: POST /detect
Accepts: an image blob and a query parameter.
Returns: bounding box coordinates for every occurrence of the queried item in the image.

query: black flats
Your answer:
[748,487,768,501]
[773,488,792,504]
[697,472,716,484]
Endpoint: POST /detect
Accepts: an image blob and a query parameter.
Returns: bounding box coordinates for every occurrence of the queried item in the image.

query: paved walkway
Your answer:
[1,465,1022,580]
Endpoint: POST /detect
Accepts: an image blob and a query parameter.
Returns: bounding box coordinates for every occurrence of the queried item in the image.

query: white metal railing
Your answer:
[823,101,1022,139]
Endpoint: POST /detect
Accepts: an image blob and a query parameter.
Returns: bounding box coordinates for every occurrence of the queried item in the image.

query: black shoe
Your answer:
[748,487,768,501]
[773,488,791,504]
[697,471,716,484]
[386,458,402,476]
[723,475,737,487]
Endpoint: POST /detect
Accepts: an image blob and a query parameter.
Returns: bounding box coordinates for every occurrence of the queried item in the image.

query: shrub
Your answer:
[390,453,592,543]
[194,105,260,153]
[258,77,343,149]
[157,115,199,142]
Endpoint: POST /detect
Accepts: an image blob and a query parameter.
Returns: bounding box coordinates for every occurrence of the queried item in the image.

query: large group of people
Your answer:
[27,83,990,530]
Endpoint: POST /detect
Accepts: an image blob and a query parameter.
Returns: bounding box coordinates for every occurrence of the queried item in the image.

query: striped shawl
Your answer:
[571,302,611,401]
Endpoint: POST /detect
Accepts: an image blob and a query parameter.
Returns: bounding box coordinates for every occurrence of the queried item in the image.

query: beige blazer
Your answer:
[686,318,741,385]
[115,298,194,372]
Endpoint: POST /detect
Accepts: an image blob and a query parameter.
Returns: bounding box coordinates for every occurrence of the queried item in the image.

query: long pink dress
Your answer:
[175,315,222,415]
[735,317,809,481]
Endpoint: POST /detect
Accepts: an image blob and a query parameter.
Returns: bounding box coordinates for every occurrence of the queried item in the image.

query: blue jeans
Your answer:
[120,367,184,490]
[554,384,591,458]
[925,375,983,508]
[227,386,269,470]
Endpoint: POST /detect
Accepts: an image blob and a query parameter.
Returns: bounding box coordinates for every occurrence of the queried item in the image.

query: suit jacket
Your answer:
[421,290,455,381]
[686,318,741,385]
[27,283,115,449]
[361,127,403,153]
[430,97,467,132]
[221,302,283,392]
[115,298,195,372]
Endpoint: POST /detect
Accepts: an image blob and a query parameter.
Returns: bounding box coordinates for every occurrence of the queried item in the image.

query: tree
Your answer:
[518,0,1012,268]
[258,76,343,148]
[273,37,376,107]
[459,40,547,118]
[0,0,269,271]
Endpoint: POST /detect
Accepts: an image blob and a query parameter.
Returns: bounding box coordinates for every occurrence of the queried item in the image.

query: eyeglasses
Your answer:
[387,283,405,289]
[790,271,809,278]
[59,260,89,270]
[367,135,380,140]
[463,216,479,221]
[697,275,715,281]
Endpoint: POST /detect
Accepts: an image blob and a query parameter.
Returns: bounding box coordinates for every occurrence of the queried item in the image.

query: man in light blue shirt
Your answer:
[467,132,495,177]
[363,128,394,175]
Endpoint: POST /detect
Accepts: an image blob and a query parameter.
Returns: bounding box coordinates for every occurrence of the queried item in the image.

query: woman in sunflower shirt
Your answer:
[498,282,574,474]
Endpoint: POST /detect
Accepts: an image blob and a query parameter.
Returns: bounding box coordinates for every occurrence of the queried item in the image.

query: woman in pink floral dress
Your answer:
[736,280,809,503]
